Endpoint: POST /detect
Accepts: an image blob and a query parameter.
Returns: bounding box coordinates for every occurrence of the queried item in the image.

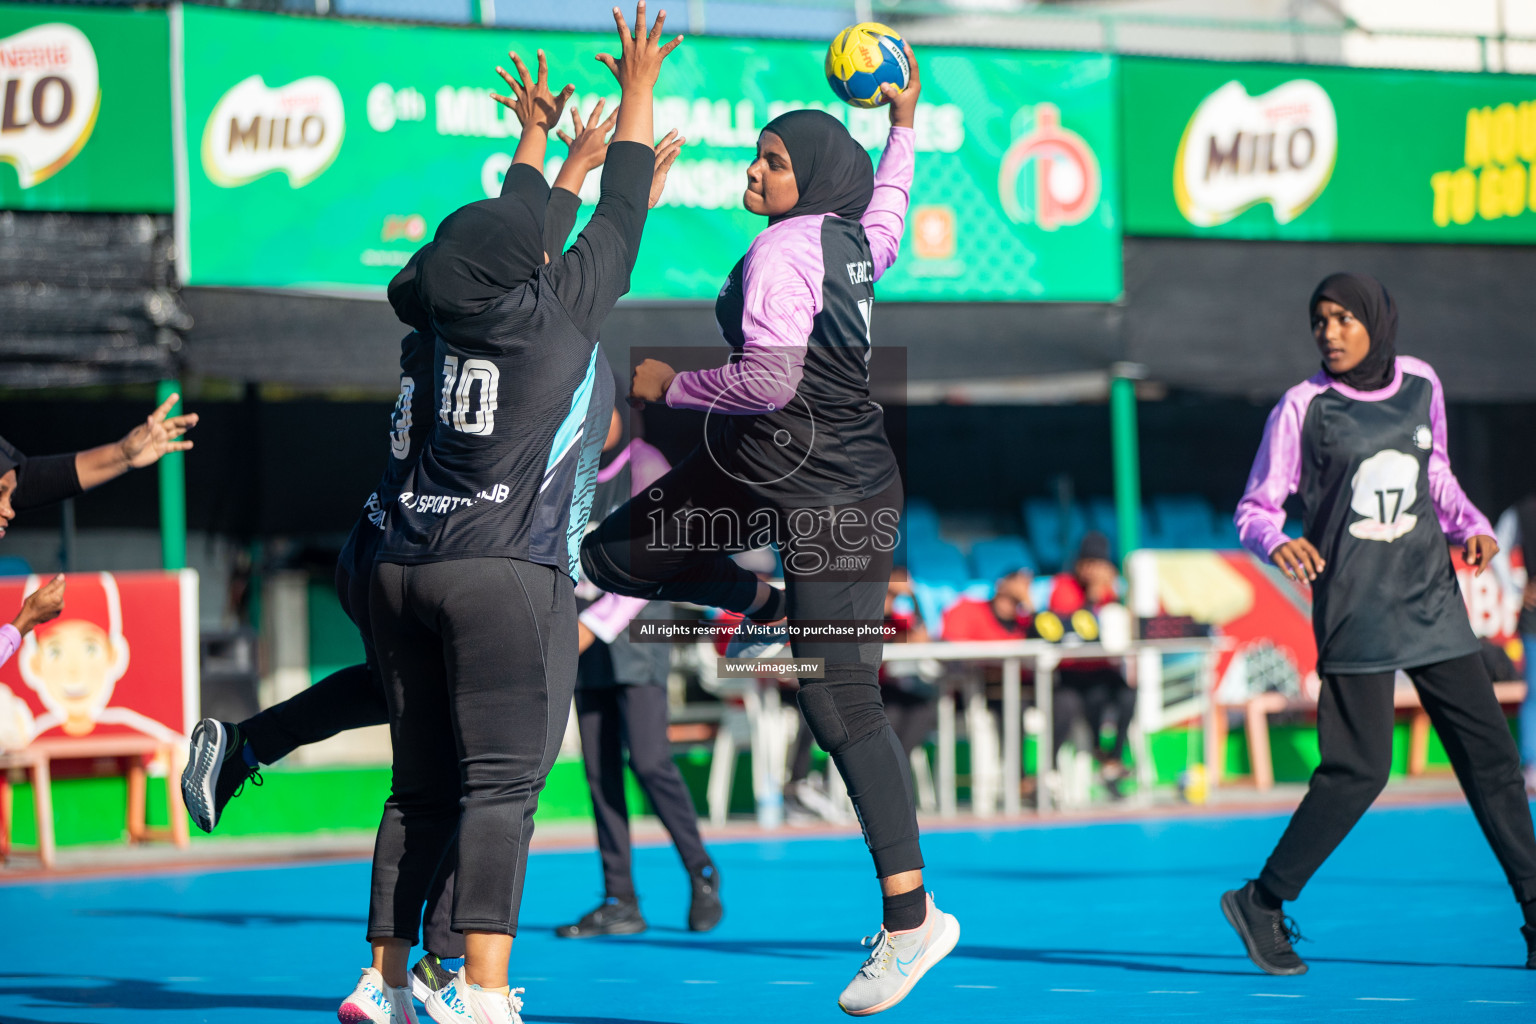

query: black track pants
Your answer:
[368,557,577,940]
[1260,652,1536,903]
[575,684,711,899]
[582,455,922,878]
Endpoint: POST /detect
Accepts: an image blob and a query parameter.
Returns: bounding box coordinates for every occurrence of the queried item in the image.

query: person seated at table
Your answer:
[1048,532,1136,798]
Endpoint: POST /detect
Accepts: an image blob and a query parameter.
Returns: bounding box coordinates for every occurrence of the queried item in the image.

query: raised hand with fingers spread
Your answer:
[596,2,683,147]
[492,48,575,171]
[554,99,622,194]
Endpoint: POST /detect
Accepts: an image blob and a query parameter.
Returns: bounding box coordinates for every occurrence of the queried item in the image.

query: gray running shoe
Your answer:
[838,893,960,1016]
[725,617,789,659]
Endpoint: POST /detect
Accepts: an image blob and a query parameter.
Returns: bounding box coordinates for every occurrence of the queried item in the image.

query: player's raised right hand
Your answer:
[596,2,682,94]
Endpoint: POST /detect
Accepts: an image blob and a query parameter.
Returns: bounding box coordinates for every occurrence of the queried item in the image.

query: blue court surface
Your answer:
[3,802,1533,1023]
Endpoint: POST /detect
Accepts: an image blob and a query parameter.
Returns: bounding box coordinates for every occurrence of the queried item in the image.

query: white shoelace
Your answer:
[858,930,894,978]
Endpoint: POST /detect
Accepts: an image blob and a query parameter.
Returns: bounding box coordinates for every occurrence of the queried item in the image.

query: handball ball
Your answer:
[826,22,910,109]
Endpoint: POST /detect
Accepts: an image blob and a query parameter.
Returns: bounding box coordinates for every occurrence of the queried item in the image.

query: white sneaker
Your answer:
[425,976,525,1024]
[837,893,960,1016]
[338,967,419,1024]
[725,617,789,659]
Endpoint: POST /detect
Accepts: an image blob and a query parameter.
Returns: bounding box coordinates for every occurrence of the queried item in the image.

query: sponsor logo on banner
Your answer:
[997,103,1101,231]
[1174,79,1336,227]
[201,74,344,188]
[0,23,100,188]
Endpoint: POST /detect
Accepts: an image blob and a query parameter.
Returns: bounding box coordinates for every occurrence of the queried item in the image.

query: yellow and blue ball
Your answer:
[825,22,910,109]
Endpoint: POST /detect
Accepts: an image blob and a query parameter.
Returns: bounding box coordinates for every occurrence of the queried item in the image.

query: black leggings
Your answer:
[368,557,577,940]
[790,687,936,785]
[581,452,921,878]
[576,683,711,899]
[1260,652,1536,904]
[239,559,463,958]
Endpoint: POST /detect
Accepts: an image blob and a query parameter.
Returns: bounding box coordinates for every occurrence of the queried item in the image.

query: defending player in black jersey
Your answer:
[580,48,958,1017]
[359,12,677,1024]
[1225,272,1536,975]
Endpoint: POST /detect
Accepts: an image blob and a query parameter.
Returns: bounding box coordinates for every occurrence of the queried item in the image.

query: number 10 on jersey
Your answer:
[440,355,500,436]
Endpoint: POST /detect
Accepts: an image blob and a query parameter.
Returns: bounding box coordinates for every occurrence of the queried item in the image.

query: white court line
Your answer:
[1357,997,1414,1002]
[682,980,718,985]
[1050,988,1095,992]
[594,979,637,983]
[1252,993,1303,998]
[1470,1000,1525,1005]
[1149,990,1201,995]
[769,981,813,986]
[955,985,998,989]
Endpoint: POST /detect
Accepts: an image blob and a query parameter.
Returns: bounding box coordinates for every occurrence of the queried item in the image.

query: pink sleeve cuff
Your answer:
[0,623,21,669]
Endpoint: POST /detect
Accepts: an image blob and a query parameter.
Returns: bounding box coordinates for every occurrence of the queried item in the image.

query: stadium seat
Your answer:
[970,535,1036,582]
[1022,498,1087,572]
[0,557,30,577]
[903,498,941,542]
[1149,494,1218,549]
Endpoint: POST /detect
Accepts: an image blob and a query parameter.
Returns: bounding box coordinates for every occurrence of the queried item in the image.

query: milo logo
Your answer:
[202,74,344,188]
[0,23,100,189]
[1174,79,1337,227]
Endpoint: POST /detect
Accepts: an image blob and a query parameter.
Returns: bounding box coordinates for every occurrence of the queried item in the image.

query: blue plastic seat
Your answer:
[1022,498,1087,573]
[0,556,30,577]
[1151,494,1218,549]
[903,498,941,543]
[970,536,1036,582]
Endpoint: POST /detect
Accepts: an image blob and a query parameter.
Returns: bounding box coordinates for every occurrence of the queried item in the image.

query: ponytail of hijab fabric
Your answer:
[759,109,874,224]
[1310,272,1398,392]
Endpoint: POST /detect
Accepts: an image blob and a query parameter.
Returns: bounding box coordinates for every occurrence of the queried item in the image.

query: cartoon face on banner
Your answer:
[0,570,197,749]
[19,571,130,735]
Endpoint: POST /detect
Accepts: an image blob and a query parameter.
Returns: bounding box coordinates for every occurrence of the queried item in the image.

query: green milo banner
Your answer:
[0,3,172,212]
[179,6,1120,301]
[1123,57,1536,243]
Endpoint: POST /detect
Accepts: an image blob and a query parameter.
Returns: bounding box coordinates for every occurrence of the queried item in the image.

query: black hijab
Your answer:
[760,109,874,224]
[0,436,22,480]
[1310,272,1398,392]
[412,163,551,323]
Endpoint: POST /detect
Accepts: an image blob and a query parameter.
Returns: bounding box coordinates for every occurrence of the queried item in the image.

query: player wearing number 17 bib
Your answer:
[1221,272,1536,977]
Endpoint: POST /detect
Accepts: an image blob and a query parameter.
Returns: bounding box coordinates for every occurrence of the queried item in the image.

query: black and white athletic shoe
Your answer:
[687,864,723,932]
[554,897,647,938]
[1522,925,1535,969]
[1221,881,1308,976]
[409,952,461,1003]
[181,718,261,834]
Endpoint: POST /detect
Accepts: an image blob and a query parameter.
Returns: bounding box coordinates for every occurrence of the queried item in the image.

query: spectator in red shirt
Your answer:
[1049,532,1136,796]
[941,569,1033,641]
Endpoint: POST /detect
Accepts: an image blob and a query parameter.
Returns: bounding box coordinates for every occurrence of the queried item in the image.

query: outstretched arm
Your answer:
[864,43,920,279]
[16,395,199,511]
[548,3,680,338]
